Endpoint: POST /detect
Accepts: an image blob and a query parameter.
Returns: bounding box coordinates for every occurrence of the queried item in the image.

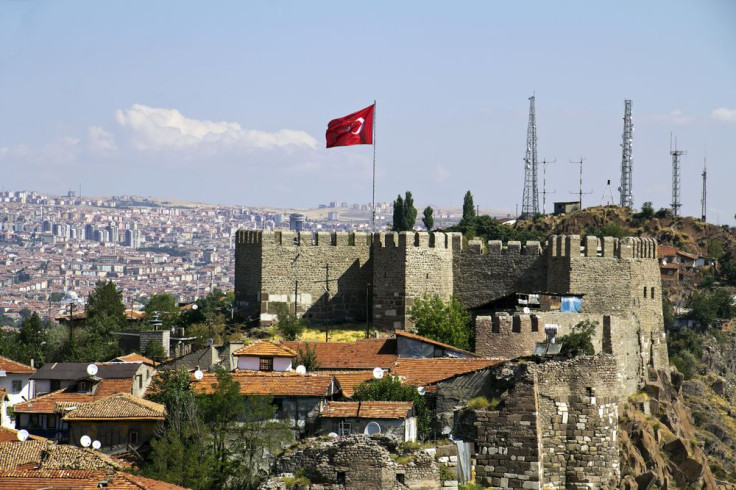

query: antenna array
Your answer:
[670,137,686,217]
[619,100,634,208]
[701,156,707,223]
[521,95,539,218]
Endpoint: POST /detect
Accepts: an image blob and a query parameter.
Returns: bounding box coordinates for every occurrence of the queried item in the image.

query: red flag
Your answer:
[326,104,374,148]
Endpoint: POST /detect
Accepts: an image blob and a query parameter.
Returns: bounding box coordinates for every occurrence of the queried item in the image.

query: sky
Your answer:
[1,1,734,224]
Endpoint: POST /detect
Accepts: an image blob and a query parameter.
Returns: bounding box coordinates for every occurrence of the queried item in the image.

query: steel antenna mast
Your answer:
[670,135,686,217]
[521,95,539,218]
[701,153,707,223]
[619,100,634,208]
[541,158,556,215]
[569,157,593,209]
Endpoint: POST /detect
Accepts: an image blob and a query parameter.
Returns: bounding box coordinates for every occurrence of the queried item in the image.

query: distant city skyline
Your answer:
[1,1,734,224]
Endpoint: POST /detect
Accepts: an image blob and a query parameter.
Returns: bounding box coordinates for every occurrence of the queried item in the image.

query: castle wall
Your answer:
[235,230,372,323]
[453,239,545,310]
[372,232,455,330]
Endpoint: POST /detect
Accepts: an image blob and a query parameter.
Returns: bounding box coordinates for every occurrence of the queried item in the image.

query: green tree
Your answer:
[86,280,126,329]
[639,201,654,220]
[67,316,122,362]
[422,206,434,231]
[392,194,405,232]
[392,191,417,232]
[145,293,180,331]
[274,303,304,341]
[409,294,472,351]
[463,191,475,221]
[353,376,431,440]
[145,369,214,489]
[17,312,47,366]
[558,320,597,357]
[662,296,675,329]
[145,340,166,361]
[295,342,321,371]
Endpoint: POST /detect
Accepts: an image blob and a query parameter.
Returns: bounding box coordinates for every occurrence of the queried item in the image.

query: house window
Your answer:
[129,430,139,445]
[77,381,93,393]
[259,357,273,371]
[136,374,143,390]
[50,380,61,392]
[338,421,351,436]
[11,379,22,393]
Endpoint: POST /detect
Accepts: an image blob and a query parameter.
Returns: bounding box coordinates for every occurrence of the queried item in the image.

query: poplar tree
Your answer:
[462,190,475,221]
[422,206,434,230]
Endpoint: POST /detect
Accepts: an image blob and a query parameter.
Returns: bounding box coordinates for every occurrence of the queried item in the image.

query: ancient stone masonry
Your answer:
[457,357,621,489]
[235,231,668,378]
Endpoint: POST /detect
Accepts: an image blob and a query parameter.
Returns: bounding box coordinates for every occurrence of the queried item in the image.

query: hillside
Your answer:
[516,206,736,486]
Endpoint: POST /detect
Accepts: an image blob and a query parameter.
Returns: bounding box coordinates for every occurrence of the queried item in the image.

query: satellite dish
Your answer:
[372,367,384,380]
[80,435,91,448]
[364,421,381,435]
[522,307,531,314]
[417,386,426,396]
[194,369,204,380]
[295,365,307,375]
[661,260,667,266]
[86,364,98,376]
[328,432,339,438]
[17,430,29,442]
[92,440,101,450]
[206,338,214,346]
[191,304,199,310]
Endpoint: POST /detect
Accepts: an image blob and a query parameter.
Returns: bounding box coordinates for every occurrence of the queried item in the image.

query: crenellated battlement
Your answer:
[236,230,372,247]
[546,235,658,259]
[462,238,543,255]
[371,231,462,250]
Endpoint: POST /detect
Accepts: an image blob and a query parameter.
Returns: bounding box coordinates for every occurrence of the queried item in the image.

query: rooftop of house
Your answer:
[313,370,375,398]
[0,428,47,444]
[394,330,480,357]
[14,378,136,415]
[233,339,297,358]
[0,468,188,489]
[0,440,119,471]
[157,345,220,372]
[322,401,414,419]
[31,362,141,381]
[113,353,155,366]
[391,357,505,390]
[62,393,165,421]
[281,338,398,370]
[191,371,337,398]
[0,356,35,375]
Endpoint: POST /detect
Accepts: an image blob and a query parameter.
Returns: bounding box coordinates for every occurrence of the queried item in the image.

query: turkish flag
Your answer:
[326,104,374,148]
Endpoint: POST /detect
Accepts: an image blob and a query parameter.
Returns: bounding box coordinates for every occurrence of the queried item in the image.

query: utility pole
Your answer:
[701,155,707,223]
[541,158,556,215]
[670,135,686,217]
[619,100,634,208]
[521,95,539,218]
[569,157,592,209]
[312,263,338,342]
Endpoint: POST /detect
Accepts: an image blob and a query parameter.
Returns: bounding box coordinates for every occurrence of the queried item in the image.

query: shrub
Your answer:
[558,320,597,357]
[274,303,304,341]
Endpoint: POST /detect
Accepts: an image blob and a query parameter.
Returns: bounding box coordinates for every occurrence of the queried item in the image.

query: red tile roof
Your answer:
[394,330,480,357]
[0,356,35,374]
[0,428,47,444]
[14,379,136,415]
[657,245,677,259]
[0,441,119,471]
[191,371,336,397]
[62,393,165,421]
[391,358,504,388]
[282,338,398,370]
[0,469,188,489]
[313,370,375,398]
[114,353,155,366]
[233,340,297,358]
[322,401,413,419]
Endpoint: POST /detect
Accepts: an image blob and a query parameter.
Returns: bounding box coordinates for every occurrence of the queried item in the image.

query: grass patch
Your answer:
[466,396,501,410]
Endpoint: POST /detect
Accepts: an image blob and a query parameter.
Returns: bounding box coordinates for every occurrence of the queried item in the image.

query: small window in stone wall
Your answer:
[651,287,655,299]
[492,321,499,334]
[643,286,647,298]
[396,473,405,485]
[337,471,346,484]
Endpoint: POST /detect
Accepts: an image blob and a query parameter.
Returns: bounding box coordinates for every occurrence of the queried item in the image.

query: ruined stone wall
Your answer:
[535,356,621,488]
[234,230,372,324]
[453,239,545,310]
[372,231,456,330]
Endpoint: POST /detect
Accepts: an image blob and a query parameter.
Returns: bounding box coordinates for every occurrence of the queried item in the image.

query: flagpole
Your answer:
[372,100,376,233]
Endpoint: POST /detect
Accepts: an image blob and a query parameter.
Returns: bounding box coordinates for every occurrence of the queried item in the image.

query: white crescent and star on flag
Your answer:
[345,118,365,134]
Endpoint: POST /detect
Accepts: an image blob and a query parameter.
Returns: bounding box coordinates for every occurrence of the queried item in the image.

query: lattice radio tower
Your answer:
[670,135,686,217]
[701,155,707,222]
[619,100,634,208]
[521,95,539,218]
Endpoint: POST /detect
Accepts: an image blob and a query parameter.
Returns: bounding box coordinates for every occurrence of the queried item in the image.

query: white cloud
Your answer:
[87,126,117,152]
[115,104,317,151]
[711,107,736,124]
[434,164,449,183]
